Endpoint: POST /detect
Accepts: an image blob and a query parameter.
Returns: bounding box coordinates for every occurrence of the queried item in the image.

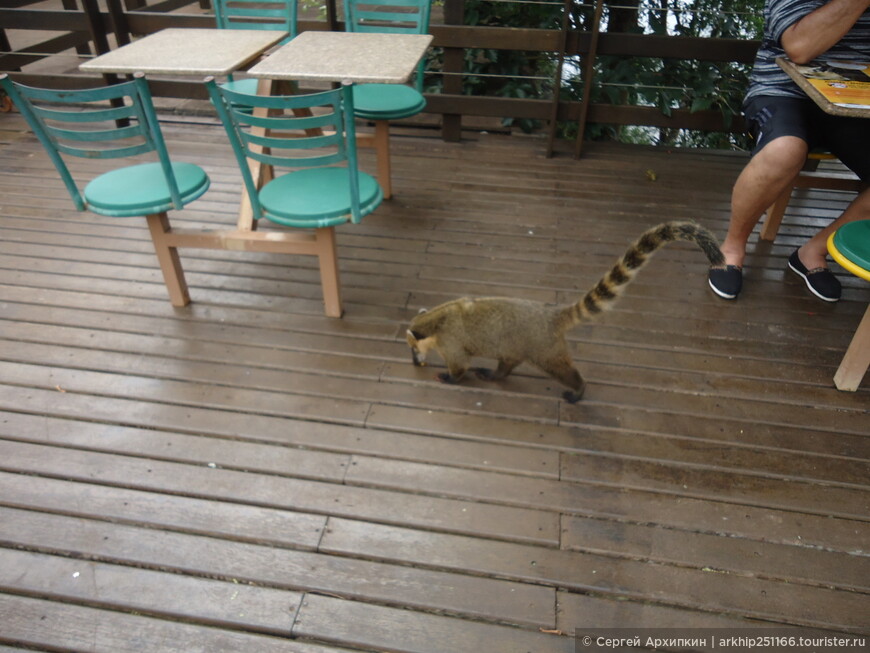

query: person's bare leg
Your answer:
[797,187,870,269]
[720,135,808,268]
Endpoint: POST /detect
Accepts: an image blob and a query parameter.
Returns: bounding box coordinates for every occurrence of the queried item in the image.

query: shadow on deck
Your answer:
[0,109,867,652]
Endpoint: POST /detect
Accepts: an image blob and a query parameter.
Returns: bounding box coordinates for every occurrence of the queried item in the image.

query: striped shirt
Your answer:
[744,0,870,104]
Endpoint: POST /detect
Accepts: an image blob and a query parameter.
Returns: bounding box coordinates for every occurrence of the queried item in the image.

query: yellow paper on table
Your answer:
[807,79,870,108]
[797,60,870,109]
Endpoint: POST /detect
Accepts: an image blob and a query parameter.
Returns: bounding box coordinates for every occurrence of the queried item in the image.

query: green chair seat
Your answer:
[219,77,259,96]
[84,161,210,218]
[352,83,426,120]
[832,220,870,277]
[260,167,383,228]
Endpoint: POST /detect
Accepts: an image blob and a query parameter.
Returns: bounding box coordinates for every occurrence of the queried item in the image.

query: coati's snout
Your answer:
[406,329,426,366]
[406,328,439,367]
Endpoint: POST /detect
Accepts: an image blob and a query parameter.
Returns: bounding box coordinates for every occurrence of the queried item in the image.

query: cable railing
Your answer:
[1,0,761,155]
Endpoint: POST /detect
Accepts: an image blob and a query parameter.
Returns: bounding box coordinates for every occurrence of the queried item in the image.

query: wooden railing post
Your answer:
[80,0,112,56]
[441,0,464,142]
[106,0,132,46]
[325,0,339,31]
[61,0,93,56]
[545,0,573,157]
[0,29,15,72]
[573,0,604,158]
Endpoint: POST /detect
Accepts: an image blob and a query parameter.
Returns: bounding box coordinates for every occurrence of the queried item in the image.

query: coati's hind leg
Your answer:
[537,355,586,403]
[473,359,520,381]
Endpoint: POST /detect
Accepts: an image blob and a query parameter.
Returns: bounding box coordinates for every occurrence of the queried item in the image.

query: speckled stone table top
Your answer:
[247,31,433,83]
[79,28,287,76]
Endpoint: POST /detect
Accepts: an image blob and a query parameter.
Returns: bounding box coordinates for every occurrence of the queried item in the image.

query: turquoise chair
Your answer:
[206,77,383,317]
[344,0,432,199]
[0,72,210,307]
[213,0,298,96]
[827,220,870,391]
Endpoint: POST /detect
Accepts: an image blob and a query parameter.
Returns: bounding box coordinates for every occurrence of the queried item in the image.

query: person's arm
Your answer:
[781,0,870,63]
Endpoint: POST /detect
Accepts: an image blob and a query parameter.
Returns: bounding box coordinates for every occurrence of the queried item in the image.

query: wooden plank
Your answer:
[559,454,869,519]
[367,405,868,474]
[0,594,340,653]
[0,548,304,635]
[0,408,559,479]
[0,507,556,628]
[0,361,374,427]
[293,594,574,653]
[561,516,869,592]
[345,454,868,526]
[1,121,868,646]
[322,517,870,612]
[353,412,870,552]
[556,592,816,632]
[0,439,559,545]
[0,342,560,424]
[0,470,326,549]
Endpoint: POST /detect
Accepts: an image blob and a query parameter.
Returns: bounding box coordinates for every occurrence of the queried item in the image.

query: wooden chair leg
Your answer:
[760,185,792,242]
[374,119,392,200]
[146,213,190,307]
[315,226,343,318]
[833,303,870,391]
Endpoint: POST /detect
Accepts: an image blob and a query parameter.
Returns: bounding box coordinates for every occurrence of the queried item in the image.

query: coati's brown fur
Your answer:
[406,221,724,402]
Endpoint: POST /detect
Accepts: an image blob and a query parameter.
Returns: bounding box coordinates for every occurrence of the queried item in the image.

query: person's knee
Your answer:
[755,136,808,174]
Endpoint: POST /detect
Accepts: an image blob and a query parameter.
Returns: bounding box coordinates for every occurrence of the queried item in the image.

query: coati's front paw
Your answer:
[472,367,497,380]
[437,372,461,384]
[562,390,583,403]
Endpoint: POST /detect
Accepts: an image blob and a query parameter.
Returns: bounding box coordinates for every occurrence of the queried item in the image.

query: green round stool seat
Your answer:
[84,161,210,218]
[831,220,870,280]
[352,84,426,120]
[259,166,383,228]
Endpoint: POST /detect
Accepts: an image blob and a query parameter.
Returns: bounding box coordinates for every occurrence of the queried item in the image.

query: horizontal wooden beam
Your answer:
[0,32,88,71]
[0,8,91,31]
[1,8,759,137]
[1,8,759,60]
[0,73,745,133]
[426,94,746,132]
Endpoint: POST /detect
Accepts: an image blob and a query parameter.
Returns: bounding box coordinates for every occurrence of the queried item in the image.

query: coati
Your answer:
[406,220,724,403]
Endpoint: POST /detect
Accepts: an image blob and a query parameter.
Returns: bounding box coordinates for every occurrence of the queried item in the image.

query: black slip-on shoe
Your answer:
[708,265,742,299]
[787,249,841,302]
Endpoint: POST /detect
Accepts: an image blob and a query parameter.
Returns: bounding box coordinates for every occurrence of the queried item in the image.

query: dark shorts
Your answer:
[743,95,870,182]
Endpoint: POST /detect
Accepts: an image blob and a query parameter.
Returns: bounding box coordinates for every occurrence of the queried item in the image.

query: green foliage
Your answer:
[457,0,765,147]
[458,0,563,132]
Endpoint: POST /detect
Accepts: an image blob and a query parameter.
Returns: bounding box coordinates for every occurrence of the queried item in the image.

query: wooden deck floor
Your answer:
[0,109,867,652]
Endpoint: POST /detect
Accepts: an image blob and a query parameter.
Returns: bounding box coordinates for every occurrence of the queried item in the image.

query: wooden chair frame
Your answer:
[827,226,870,392]
[203,77,380,319]
[760,154,866,242]
[3,72,347,318]
[344,0,432,200]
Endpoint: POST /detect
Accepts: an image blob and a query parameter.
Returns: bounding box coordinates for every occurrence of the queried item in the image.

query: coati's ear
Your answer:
[417,308,428,314]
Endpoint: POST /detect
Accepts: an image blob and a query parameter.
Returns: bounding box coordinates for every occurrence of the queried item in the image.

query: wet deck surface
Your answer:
[0,109,868,651]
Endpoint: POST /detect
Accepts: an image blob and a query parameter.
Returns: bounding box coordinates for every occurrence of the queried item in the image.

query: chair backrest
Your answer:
[205,77,365,224]
[213,0,297,42]
[0,72,183,212]
[344,0,432,89]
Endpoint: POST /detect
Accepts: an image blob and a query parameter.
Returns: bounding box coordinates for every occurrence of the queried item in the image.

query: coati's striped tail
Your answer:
[560,221,724,328]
